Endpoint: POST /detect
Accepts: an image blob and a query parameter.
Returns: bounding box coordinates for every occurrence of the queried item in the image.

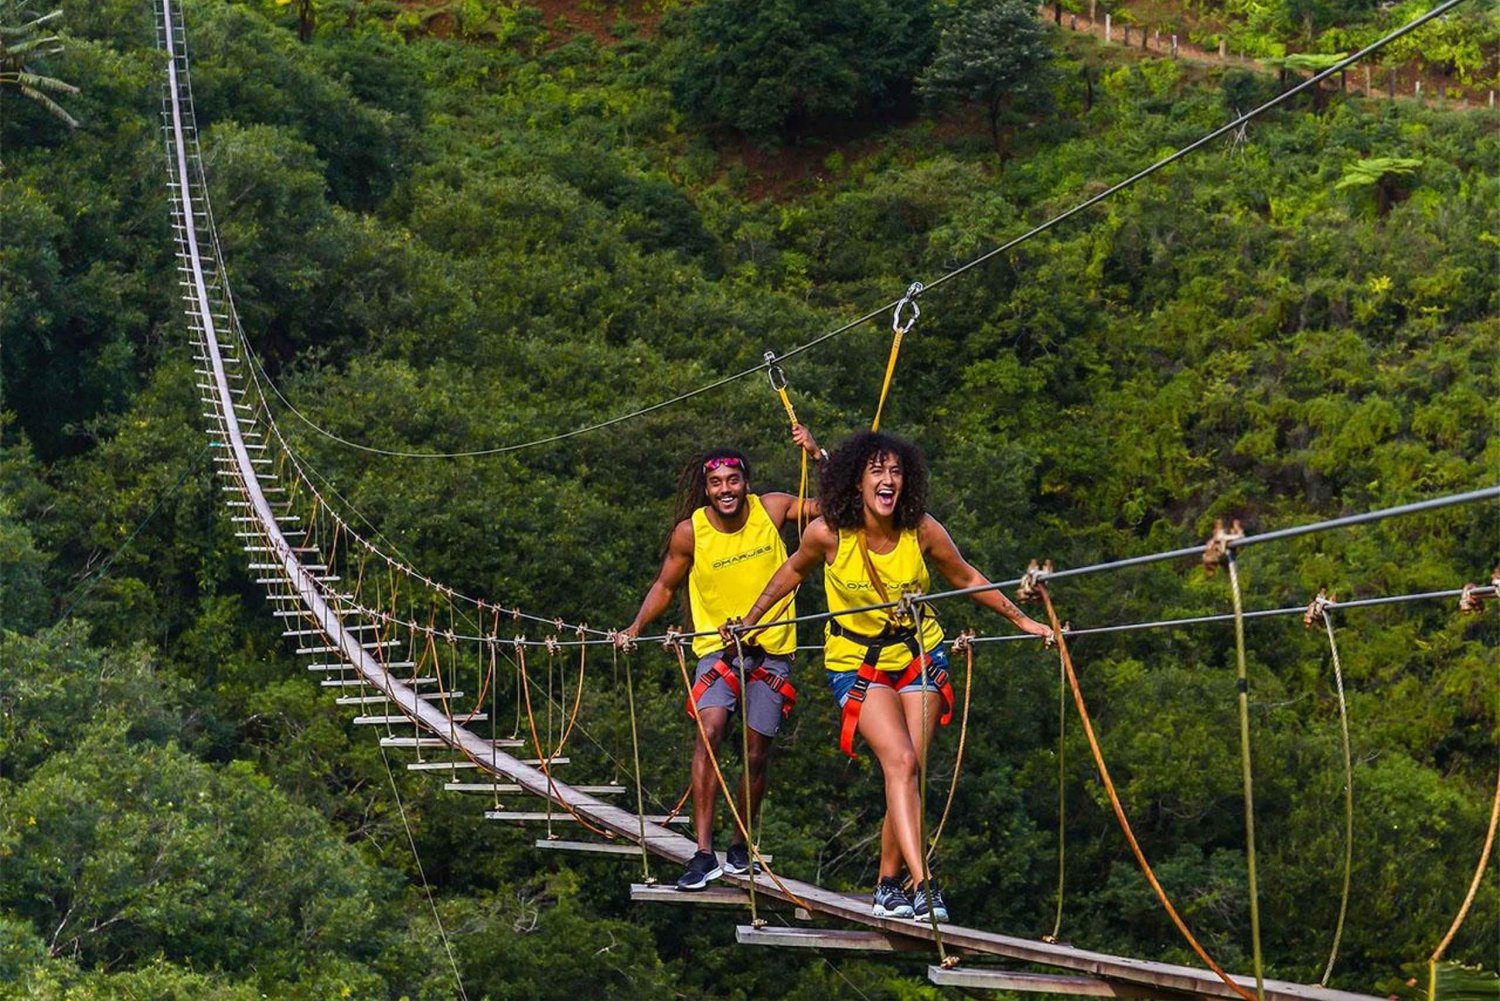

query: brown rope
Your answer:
[1427,754,1500,1001]
[669,638,810,910]
[514,639,613,838]
[926,629,975,864]
[1036,583,1255,1001]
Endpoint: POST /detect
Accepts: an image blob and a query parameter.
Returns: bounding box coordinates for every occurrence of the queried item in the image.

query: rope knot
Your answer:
[609,629,638,654]
[662,626,683,650]
[1202,519,1244,576]
[1017,559,1052,603]
[892,280,925,335]
[951,628,977,654]
[576,623,589,641]
[511,635,526,651]
[553,617,565,633]
[544,635,562,656]
[1303,587,1333,629]
[443,629,457,645]
[1458,582,1487,615]
[895,587,923,624]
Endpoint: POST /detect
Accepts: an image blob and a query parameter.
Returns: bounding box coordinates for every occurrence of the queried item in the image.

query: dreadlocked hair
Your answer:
[818,431,928,532]
[672,447,753,525]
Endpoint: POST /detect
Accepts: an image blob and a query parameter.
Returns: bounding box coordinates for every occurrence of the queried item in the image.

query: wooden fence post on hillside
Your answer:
[1104,14,1111,42]
[1218,38,1227,58]
[1171,34,1178,57]
[1153,29,1160,51]
[1364,65,1371,95]
[1089,0,1096,22]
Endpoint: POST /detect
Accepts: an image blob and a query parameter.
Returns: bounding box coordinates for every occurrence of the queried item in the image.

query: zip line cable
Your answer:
[236,0,1468,461]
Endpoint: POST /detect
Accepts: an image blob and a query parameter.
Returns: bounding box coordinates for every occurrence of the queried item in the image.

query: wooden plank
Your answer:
[380,737,526,749]
[536,839,667,858]
[737,925,940,954]
[631,883,754,906]
[732,874,1382,1001]
[354,713,488,725]
[446,783,625,795]
[407,761,479,771]
[928,966,1181,998]
[485,811,686,824]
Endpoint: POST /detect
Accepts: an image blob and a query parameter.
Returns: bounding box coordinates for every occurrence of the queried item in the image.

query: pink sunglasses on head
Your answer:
[703,456,744,471]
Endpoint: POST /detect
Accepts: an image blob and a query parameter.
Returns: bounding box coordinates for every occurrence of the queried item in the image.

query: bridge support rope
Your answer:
[1036,583,1256,1001]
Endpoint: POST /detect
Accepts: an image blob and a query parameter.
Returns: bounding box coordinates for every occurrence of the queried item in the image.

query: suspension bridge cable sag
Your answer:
[239,0,1470,461]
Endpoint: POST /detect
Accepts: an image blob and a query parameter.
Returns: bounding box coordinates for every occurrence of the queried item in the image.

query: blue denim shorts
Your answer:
[826,644,949,708]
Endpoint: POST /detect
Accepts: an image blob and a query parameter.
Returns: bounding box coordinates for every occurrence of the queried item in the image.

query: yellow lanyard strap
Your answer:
[766,352,809,534]
[871,281,923,432]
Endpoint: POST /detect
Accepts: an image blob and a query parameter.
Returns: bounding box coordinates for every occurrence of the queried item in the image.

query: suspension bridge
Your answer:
[156,0,1497,996]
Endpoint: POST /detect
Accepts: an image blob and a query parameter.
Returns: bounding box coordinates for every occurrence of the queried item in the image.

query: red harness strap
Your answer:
[686,656,798,720]
[837,648,953,758]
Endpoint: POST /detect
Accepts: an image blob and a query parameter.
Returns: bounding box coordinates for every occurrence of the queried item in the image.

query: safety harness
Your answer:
[830,620,953,757]
[686,654,798,721]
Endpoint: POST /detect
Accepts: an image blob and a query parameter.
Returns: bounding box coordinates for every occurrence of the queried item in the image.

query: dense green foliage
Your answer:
[1,0,1495,997]
[663,0,936,141]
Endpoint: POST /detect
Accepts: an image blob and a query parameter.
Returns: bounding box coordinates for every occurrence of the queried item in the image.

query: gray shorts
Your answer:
[693,649,794,738]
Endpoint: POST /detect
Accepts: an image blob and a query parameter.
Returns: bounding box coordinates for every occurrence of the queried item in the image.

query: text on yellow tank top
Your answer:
[823,527,945,673]
[688,494,796,658]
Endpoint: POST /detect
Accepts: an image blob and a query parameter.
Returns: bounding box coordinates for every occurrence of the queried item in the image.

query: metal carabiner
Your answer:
[765,350,789,392]
[892,281,925,335]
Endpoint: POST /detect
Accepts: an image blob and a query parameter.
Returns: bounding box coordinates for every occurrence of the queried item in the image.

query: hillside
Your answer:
[1,1,1496,998]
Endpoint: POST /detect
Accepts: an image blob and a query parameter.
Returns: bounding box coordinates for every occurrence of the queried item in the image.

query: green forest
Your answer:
[1,0,1496,997]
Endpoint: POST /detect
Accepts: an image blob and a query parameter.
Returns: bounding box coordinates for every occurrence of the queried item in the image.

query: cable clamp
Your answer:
[951,628,977,654]
[576,623,589,641]
[939,955,962,970]
[1017,559,1052,603]
[1202,518,1244,576]
[544,635,562,656]
[608,629,637,654]
[512,635,527,651]
[510,607,523,622]
[1303,587,1333,629]
[443,629,457,646]
[554,617,566,633]
[663,626,683,650]
[1458,582,1487,615]
[892,281,925,335]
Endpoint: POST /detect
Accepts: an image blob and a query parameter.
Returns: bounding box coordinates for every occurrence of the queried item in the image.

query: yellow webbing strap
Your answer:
[766,352,809,535]
[871,282,923,432]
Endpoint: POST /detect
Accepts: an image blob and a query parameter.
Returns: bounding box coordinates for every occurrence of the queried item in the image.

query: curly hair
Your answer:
[672,447,753,524]
[818,431,928,531]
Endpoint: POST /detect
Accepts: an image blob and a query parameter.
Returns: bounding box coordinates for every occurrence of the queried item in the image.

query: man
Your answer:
[617,425,824,890]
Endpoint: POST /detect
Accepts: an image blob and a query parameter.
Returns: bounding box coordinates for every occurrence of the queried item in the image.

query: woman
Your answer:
[726,431,1052,922]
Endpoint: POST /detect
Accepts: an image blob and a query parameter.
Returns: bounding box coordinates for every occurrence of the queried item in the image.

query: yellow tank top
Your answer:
[823,528,944,673]
[688,494,795,658]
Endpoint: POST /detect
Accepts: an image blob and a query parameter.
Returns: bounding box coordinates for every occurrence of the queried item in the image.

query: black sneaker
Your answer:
[872,877,914,918]
[911,881,948,922]
[723,842,761,875]
[676,850,723,891]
